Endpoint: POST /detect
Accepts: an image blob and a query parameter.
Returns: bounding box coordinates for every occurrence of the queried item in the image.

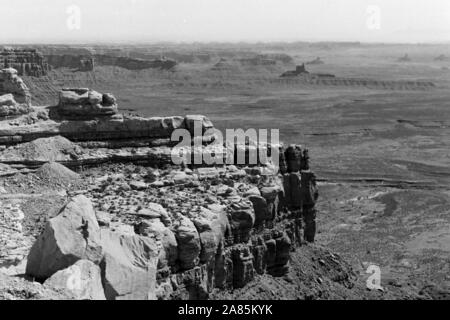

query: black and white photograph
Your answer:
[0,0,449,307]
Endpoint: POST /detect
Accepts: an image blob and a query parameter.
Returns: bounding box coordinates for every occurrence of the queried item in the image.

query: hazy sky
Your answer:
[1,0,449,43]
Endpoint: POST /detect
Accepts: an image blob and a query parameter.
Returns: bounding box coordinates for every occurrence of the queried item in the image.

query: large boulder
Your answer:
[99,229,159,300]
[44,259,106,300]
[0,93,15,107]
[0,68,31,105]
[184,114,214,135]
[58,88,118,118]
[26,195,103,280]
[0,93,30,117]
[135,202,171,226]
[136,219,178,269]
[174,216,201,270]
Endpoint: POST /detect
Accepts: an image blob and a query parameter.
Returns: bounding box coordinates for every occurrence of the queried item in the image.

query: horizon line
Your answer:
[2,40,450,46]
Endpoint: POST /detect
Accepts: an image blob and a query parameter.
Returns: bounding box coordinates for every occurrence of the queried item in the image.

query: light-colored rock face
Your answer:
[0,68,31,106]
[25,195,103,280]
[25,195,161,300]
[137,219,178,269]
[0,94,15,107]
[99,229,158,300]
[0,93,30,117]
[44,259,106,300]
[0,68,31,118]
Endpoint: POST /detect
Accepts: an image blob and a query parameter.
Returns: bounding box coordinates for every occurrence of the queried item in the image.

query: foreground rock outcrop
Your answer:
[1,85,319,300]
[43,260,106,300]
[26,195,103,280]
[20,141,317,299]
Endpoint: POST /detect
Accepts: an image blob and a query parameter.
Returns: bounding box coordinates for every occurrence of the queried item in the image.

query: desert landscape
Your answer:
[0,41,449,300]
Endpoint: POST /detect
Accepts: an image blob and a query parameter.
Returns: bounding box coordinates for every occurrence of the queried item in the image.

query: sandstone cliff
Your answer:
[0,85,319,300]
[45,55,94,71]
[0,48,50,77]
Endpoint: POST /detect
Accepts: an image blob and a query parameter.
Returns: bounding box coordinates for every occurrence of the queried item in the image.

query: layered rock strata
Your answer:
[58,88,118,119]
[0,48,50,77]
[0,87,213,145]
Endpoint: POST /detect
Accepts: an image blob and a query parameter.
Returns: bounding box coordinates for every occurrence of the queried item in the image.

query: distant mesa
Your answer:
[280,64,336,78]
[211,58,236,71]
[236,53,293,66]
[280,64,335,78]
[397,54,411,62]
[262,53,294,64]
[306,57,324,65]
[45,55,95,72]
[0,48,50,77]
[237,56,276,66]
[93,55,177,71]
[45,54,177,72]
[434,54,448,62]
[123,50,212,64]
[280,64,309,77]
